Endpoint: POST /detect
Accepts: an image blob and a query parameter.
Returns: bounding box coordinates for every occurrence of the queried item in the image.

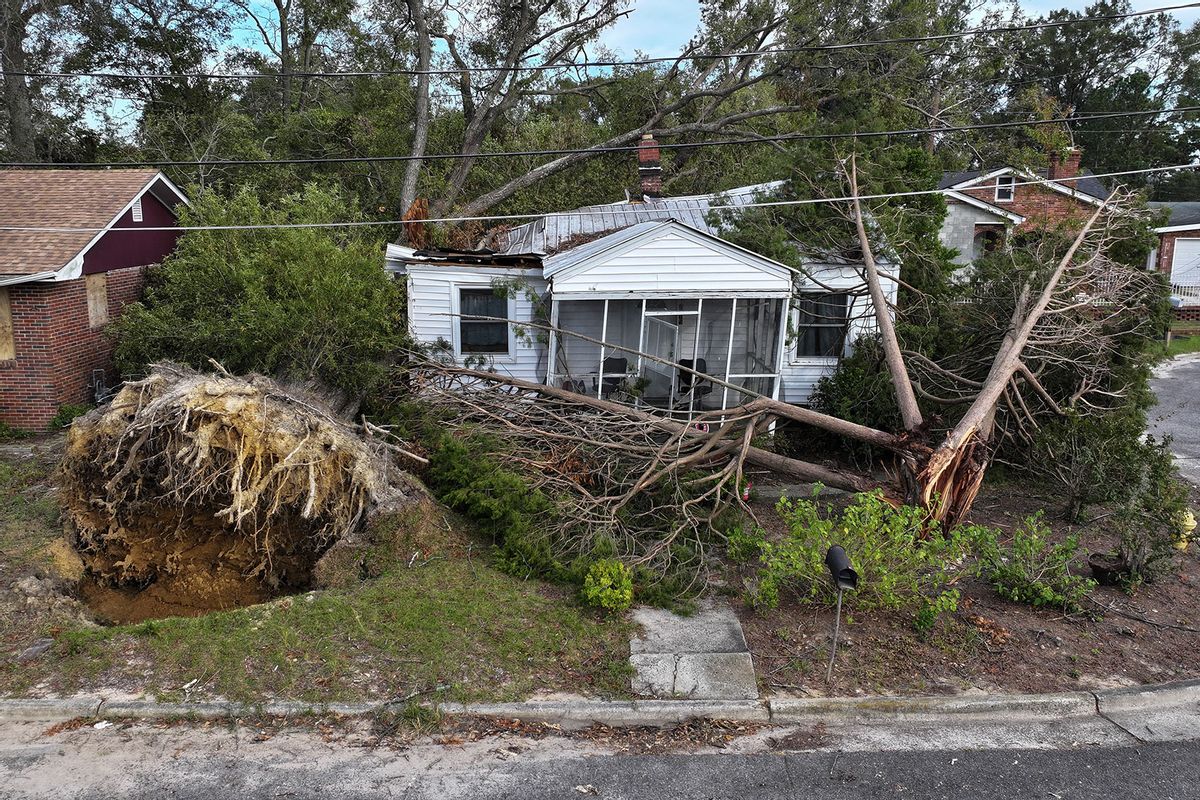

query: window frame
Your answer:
[453,285,515,359]
[994,174,1016,203]
[791,291,850,362]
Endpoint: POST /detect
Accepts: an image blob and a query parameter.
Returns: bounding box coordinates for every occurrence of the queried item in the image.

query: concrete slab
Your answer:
[1096,679,1200,742]
[630,653,759,700]
[630,600,748,655]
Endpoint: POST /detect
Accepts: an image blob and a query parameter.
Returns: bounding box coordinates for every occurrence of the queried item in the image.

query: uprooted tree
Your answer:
[61,362,424,617]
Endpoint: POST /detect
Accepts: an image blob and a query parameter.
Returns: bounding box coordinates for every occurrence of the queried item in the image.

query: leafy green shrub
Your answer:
[1113,437,1190,589]
[972,514,1095,613]
[746,489,974,630]
[582,559,634,612]
[726,523,765,563]
[114,184,407,401]
[49,404,91,430]
[801,337,903,466]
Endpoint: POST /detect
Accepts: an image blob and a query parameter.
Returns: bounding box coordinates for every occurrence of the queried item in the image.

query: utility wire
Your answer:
[8,1,1197,81]
[0,161,1189,234]
[2,105,1198,170]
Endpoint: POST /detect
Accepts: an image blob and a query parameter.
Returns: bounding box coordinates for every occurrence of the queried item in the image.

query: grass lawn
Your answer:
[1165,322,1200,358]
[0,438,633,704]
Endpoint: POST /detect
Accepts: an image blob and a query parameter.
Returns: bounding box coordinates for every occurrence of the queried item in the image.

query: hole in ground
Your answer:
[71,512,332,625]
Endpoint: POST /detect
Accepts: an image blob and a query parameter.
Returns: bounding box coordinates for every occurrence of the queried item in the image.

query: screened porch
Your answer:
[546,297,787,415]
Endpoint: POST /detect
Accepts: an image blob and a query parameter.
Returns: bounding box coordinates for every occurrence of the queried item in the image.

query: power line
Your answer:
[0,162,1190,235]
[8,1,1197,81]
[2,105,1196,170]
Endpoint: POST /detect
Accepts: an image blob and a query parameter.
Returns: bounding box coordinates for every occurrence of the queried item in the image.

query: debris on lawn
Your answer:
[59,362,424,622]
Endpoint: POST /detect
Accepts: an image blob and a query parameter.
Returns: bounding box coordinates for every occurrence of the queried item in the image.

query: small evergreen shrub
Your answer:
[49,403,91,430]
[582,559,634,612]
[972,514,1095,613]
[745,489,975,631]
[1113,438,1190,589]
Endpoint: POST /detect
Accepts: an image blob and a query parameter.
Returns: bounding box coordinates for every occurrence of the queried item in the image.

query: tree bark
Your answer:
[848,155,923,431]
[399,0,431,217]
[1,0,36,161]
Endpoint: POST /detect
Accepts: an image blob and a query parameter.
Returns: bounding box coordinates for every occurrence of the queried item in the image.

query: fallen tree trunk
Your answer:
[425,363,881,494]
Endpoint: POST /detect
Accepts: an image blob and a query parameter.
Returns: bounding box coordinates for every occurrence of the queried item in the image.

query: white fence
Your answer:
[1171,284,1200,307]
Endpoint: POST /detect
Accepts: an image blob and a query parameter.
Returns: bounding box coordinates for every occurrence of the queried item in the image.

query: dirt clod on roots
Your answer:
[60,363,420,622]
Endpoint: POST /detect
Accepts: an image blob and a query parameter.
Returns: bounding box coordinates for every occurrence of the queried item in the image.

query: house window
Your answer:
[458,287,509,354]
[132,197,143,223]
[0,288,14,361]
[86,273,109,329]
[995,175,1015,203]
[795,292,849,358]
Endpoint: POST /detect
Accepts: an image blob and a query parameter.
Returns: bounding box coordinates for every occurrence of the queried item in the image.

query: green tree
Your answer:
[114,184,408,401]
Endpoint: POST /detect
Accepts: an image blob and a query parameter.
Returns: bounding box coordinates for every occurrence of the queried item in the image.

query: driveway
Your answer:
[1150,354,1200,485]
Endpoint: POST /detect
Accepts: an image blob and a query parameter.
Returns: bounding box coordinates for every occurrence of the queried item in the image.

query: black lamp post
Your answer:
[825,545,859,682]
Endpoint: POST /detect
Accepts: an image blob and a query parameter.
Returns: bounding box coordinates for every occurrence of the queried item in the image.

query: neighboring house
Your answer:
[0,170,188,430]
[1148,202,1200,320]
[938,148,1109,267]
[388,137,895,410]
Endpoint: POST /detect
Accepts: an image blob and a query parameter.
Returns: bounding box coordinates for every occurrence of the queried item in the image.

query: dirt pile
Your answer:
[60,362,421,622]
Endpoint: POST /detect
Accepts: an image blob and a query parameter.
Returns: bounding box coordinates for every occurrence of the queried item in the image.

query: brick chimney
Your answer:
[637,133,662,200]
[1048,147,1083,181]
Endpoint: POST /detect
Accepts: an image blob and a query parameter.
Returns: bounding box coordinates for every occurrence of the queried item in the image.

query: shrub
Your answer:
[1113,437,1190,589]
[49,404,91,430]
[582,559,634,612]
[746,489,974,631]
[114,184,407,401]
[804,337,903,466]
[972,514,1095,613]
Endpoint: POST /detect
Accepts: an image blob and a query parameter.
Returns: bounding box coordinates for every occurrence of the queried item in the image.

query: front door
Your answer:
[640,316,679,407]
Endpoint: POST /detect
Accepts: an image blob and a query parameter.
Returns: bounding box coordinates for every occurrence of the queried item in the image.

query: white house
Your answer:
[388,140,896,413]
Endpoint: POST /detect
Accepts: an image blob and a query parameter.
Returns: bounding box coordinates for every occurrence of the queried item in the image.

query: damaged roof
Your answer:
[492,182,784,255]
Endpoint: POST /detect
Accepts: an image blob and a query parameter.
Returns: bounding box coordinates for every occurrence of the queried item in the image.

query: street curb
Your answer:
[3,679,1199,730]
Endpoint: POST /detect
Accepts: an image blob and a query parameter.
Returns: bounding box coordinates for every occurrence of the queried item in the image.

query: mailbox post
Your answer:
[824,545,858,683]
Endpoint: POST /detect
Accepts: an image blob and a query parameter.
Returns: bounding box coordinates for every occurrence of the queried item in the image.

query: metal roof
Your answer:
[493,182,784,255]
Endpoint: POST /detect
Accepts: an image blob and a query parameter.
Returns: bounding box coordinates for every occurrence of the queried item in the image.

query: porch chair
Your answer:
[593,356,629,398]
[677,358,714,409]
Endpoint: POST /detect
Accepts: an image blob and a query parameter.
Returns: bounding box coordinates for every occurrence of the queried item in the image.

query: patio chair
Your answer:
[677,358,714,408]
[593,356,629,398]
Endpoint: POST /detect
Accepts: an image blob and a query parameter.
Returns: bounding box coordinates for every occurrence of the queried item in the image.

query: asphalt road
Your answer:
[1150,355,1200,485]
[3,731,1198,799]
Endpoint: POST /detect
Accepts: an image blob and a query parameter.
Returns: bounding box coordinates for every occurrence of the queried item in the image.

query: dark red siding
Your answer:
[83,187,182,275]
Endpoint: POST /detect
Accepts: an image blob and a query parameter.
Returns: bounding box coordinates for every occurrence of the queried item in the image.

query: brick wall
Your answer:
[0,264,146,430]
[958,179,1095,230]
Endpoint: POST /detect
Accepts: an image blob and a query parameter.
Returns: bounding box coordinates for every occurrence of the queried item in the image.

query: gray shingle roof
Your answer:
[494,182,784,255]
[1150,201,1200,228]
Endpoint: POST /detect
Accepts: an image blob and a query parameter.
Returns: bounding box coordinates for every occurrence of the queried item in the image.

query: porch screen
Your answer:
[459,288,509,354]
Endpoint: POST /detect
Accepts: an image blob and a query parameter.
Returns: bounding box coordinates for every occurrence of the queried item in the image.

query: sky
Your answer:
[599,0,1200,58]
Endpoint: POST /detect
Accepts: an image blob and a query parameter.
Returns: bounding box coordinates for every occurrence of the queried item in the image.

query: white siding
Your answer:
[779,264,891,405]
[406,265,547,383]
[552,232,791,296]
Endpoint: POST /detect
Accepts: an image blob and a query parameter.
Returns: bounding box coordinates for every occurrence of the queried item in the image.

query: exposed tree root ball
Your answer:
[60,363,422,621]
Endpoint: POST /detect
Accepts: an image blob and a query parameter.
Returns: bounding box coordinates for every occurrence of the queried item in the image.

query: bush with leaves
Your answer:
[582,559,634,612]
[745,489,975,631]
[114,184,407,402]
[972,514,1095,613]
[1112,437,1191,589]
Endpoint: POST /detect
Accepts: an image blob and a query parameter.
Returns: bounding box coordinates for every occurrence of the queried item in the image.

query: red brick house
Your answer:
[937,149,1109,267]
[1147,202,1200,320]
[0,170,188,430]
